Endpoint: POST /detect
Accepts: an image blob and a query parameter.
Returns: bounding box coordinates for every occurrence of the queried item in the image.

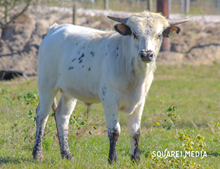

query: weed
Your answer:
[148,105,209,168]
[23,90,39,106]
[28,109,36,121]
[178,130,206,151]
[163,106,180,130]
[69,114,87,130]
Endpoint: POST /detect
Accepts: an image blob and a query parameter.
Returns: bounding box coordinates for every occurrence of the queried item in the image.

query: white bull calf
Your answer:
[33,11,188,163]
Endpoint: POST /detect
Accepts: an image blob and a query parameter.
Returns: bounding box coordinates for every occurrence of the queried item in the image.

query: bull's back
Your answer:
[38,24,113,102]
[38,24,108,76]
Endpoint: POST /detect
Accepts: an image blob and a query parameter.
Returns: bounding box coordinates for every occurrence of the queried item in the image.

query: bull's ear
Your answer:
[114,24,132,36]
[162,26,180,38]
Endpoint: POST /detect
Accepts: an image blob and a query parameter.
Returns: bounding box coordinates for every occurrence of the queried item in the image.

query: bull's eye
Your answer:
[132,29,138,39]
[133,33,138,39]
[156,34,162,40]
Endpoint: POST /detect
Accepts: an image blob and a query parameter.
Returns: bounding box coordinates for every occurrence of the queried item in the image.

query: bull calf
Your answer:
[33,11,188,163]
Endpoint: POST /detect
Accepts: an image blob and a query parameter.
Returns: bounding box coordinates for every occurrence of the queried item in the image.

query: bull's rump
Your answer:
[38,24,115,103]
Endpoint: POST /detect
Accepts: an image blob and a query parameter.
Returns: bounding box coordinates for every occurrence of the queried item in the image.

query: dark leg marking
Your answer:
[88,68,91,71]
[108,129,119,164]
[72,58,76,62]
[68,66,74,70]
[59,130,72,160]
[117,47,119,50]
[82,65,84,68]
[32,106,45,161]
[32,123,44,160]
[55,114,73,160]
[131,129,140,163]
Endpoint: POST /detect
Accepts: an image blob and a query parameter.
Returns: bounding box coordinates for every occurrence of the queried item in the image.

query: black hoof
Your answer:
[33,151,43,161]
[131,155,140,163]
[62,152,74,161]
[108,155,118,164]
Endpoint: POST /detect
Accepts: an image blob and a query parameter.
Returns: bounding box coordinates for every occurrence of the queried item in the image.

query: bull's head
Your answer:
[108,12,189,63]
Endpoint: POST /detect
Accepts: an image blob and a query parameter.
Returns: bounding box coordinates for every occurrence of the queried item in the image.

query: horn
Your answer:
[107,16,128,24]
[168,19,190,25]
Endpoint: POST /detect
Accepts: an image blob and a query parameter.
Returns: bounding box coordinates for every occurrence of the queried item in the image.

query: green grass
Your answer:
[0,64,220,168]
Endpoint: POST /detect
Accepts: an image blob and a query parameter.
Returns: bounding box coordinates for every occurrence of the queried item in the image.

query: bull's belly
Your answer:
[59,85,101,104]
[57,64,102,104]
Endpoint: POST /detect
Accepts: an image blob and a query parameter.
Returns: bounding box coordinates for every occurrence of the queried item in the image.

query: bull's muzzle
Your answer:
[140,50,155,62]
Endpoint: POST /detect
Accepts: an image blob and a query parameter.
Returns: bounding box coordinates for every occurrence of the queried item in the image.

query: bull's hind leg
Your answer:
[127,102,145,162]
[55,94,77,160]
[33,91,56,160]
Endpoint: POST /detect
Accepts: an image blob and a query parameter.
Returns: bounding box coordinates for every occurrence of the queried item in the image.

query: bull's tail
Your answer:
[52,97,57,113]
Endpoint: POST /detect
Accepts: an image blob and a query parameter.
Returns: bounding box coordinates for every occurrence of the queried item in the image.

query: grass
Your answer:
[0,64,220,168]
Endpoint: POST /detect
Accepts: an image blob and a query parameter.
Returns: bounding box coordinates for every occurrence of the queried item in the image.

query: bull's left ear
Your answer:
[114,24,132,36]
[162,26,181,38]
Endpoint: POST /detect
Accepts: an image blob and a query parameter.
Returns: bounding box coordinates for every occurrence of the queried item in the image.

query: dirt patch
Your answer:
[0,10,219,76]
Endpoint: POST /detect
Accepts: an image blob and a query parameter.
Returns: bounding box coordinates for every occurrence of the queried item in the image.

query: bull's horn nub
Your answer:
[168,19,190,25]
[107,16,128,24]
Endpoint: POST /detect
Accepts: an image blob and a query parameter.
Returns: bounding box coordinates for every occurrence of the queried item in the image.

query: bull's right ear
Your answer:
[114,24,132,36]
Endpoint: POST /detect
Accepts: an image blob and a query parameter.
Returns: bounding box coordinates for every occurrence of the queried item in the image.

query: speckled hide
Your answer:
[33,11,187,163]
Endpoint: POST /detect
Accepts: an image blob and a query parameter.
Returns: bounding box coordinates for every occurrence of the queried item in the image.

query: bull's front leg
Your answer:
[107,121,120,164]
[101,92,120,164]
[127,101,145,162]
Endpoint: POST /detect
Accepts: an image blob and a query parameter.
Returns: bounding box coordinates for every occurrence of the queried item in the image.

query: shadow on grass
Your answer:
[207,151,220,157]
[0,156,35,164]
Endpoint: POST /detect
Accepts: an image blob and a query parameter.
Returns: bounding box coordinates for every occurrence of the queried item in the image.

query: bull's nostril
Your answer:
[148,52,154,59]
[140,51,147,59]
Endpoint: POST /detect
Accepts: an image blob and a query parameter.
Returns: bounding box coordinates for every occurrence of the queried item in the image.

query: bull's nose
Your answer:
[140,50,155,62]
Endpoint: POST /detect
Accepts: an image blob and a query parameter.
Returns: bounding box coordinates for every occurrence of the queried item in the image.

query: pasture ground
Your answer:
[0,64,220,168]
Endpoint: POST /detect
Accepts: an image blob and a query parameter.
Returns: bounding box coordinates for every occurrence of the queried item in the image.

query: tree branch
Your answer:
[0,0,32,29]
